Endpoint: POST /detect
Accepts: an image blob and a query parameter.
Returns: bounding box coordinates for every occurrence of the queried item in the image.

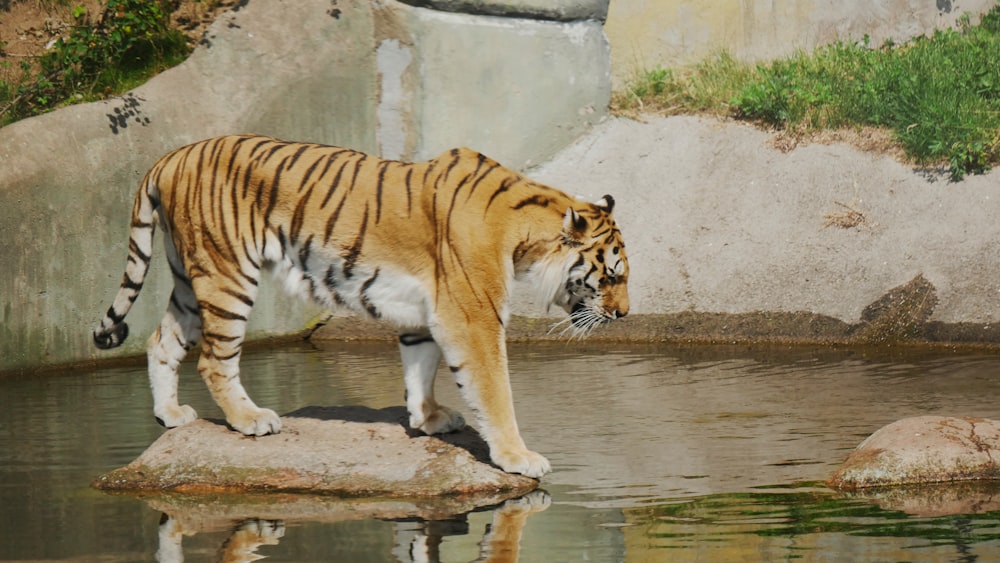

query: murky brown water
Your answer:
[3,342,1000,561]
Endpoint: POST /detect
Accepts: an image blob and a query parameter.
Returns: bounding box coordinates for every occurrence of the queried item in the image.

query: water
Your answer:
[3,341,1000,561]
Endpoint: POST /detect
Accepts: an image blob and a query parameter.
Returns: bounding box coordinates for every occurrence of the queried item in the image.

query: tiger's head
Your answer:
[548,195,630,336]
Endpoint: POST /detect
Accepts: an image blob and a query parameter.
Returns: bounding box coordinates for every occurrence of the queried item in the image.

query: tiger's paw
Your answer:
[492,448,551,478]
[413,405,466,435]
[228,407,282,436]
[154,404,198,428]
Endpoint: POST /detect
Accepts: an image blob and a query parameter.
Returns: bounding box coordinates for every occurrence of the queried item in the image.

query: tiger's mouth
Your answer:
[570,300,615,328]
[549,299,612,339]
[570,301,589,327]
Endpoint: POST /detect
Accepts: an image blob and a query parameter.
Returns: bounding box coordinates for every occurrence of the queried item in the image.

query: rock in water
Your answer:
[93,406,538,498]
[829,415,1000,489]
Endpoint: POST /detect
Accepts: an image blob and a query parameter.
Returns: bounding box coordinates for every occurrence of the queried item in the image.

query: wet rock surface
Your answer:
[829,416,1000,489]
[93,406,537,499]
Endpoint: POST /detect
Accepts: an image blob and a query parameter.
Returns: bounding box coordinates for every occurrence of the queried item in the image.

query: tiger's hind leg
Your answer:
[398,330,466,435]
[192,270,280,436]
[147,248,202,428]
[147,286,201,428]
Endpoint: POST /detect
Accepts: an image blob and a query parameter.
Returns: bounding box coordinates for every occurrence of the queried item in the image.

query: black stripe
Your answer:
[512,195,554,210]
[277,226,288,251]
[324,190,348,243]
[399,333,435,346]
[298,235,314,269]
[484,176,516,213]
[286,144,313,178]
[467,158,499,199]
[199,301,248,322]
[298,154,325,192]
[348,154,366,191]
[324,265,339,291]
[221,286,254,308]
[203,331,241,343]
[106,305,126,325]
[289,188,312,246]
[441,149,461,186]
[263,162,283,222]
[173,332,190,351]
[213,348,242,361]
[404,167,414,214]
[375,161,390,224]
[244,246,261,271]
[342,205,369,279]
[359,269,380,318]
[128,237,151,263]
[319,153,354,209]
[237,268,259,287]
[122,275,143,292]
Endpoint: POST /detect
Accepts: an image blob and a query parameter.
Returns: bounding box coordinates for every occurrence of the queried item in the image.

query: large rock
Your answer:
[93,406,537,498]
[828,416,1000,489]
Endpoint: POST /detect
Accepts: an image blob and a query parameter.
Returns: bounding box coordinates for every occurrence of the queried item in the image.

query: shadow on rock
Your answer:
[285,405,494,466]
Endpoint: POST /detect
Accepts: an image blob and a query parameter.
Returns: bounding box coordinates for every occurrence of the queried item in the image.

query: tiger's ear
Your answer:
[595,194,615,214]
[562,207,587,244]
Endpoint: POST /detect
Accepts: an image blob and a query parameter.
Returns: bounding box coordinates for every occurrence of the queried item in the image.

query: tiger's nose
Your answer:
[613,307,628,319]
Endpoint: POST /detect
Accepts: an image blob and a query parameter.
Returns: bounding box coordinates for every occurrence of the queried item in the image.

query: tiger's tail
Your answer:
[93,174,159,350]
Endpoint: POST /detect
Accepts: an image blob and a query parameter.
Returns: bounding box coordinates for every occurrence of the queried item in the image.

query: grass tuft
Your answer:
[615,3,1000,181]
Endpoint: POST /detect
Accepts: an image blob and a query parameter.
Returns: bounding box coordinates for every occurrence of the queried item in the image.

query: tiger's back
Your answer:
[94,135,629,478]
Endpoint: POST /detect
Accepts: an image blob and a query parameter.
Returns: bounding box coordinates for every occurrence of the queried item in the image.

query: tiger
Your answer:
[93,134,629,478]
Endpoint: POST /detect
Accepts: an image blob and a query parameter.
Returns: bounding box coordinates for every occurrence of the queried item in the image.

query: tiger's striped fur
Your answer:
[93,134,629,477]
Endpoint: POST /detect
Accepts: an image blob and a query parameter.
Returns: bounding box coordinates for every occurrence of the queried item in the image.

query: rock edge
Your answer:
[93,406,537,499]
[829,416,1000,490]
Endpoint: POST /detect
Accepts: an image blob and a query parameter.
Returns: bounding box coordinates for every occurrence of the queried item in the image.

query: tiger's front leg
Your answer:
[432,323,551,478]
[398,330,466,435]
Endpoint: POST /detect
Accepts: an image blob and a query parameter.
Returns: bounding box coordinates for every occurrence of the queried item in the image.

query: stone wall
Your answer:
[0,0,610,372]
[606,0,997,87]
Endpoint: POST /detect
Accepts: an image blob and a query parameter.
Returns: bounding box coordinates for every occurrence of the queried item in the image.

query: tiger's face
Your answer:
[554,195,629,335]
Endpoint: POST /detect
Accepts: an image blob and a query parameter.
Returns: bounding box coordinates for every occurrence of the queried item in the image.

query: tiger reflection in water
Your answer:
[153,491,550,562]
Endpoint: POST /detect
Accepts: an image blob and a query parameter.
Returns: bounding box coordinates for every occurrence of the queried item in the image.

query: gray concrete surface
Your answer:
[526,115,1000,328]
[376,1,609,168]
[606,0,998,87]
[398,0,608,21]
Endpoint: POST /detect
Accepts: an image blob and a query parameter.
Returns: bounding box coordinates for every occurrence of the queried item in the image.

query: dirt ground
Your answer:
[0,0,235,79]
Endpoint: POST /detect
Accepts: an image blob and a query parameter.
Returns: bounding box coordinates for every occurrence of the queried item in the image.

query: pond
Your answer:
[3,341,1000,561]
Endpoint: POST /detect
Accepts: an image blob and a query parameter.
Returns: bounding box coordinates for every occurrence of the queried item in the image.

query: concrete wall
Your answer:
[0,0,610,373]
[606,0,998,87]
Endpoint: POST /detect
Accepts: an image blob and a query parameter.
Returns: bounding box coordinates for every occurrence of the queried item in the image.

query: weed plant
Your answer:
[616,4,1000,181]
[0,0,188,126]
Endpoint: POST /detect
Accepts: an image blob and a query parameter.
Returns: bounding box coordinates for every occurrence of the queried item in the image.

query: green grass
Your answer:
[614,4,1000,181]
[0,0,189,127]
